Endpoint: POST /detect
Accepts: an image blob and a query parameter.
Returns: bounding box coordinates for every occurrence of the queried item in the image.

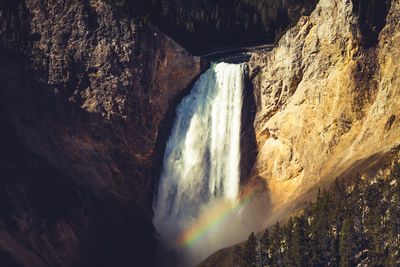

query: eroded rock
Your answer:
[248,0,400,226]
[0,0,201,266]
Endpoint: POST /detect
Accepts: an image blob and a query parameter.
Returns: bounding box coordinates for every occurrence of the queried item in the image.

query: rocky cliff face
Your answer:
[0,0,201,266]
[248,0,400,225]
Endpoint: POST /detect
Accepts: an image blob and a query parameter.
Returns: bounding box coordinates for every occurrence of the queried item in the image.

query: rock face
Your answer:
[249,0,400,225]
[0,0,201,266]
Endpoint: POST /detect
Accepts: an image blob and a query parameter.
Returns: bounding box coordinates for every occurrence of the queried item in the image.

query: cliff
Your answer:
[0,0,201,266]
[200,2,400,264]
[249,0,400,225]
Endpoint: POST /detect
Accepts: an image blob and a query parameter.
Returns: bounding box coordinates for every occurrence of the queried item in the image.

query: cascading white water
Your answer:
[153,61,246,263]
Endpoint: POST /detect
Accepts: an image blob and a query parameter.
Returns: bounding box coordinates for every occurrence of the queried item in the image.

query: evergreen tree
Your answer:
[339,214,356,267]
[103,0,320,53]
[364,179,386,265]
[260,229,271,266]
[292,215,307,267]
[388,162,400,265]
[329,232,340,267]
[241,232,257,267]
[270,222,283,266]
[283,217,295,265]
[231,161,400,267]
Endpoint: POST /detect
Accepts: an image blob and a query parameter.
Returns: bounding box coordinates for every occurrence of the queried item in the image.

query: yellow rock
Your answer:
[248,0,400,227]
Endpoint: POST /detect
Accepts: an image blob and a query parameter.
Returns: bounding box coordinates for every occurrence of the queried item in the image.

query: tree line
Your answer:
[234,162,400,266]
[105,0,319,54]
[2,0,391,54]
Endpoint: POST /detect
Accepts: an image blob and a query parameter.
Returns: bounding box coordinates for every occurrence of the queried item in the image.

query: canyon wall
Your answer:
[200,1,399,265]
[249,0,400,225]
[0,0,201,266]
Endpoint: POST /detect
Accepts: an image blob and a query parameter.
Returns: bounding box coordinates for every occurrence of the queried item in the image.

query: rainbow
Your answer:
[174,188,256,248]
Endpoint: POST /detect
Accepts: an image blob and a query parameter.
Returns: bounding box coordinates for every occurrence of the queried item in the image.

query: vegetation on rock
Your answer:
[234,162,400,266]
[104,0,319,53]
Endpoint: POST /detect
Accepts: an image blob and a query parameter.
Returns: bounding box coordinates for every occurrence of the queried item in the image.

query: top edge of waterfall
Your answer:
[209,51,252,64]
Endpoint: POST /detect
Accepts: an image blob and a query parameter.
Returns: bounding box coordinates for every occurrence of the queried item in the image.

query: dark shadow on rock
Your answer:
[352,0,392,48]
[0,43,159,267]
[240,65,258,187]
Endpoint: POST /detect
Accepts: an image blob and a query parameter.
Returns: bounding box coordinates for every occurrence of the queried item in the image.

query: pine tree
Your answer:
[270,222,283,266]
[283,217,294,265]
[292,215,307,267]
[231,161,400,267]
[260,229,271,266]
[388,162,400,265]
[241,232,257,267]
[339,214,356,267]
[364,179,386,265]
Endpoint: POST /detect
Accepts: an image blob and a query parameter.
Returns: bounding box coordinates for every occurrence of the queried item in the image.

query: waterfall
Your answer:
[154,61,246,263]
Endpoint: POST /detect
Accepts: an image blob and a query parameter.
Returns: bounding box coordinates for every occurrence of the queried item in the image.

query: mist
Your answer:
[153,61,271,265]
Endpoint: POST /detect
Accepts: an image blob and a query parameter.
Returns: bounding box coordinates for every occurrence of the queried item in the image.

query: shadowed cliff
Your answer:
[0,0,201,266]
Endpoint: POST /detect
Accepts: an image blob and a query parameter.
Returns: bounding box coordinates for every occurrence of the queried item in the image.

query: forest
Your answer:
[234,162,400,266]
[105,0,319,53]
[0,0,319,55]
[1,0,391,54]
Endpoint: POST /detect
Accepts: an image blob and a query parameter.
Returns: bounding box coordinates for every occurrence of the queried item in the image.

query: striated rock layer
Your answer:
[0,0,201,266]
[248,0,400,226]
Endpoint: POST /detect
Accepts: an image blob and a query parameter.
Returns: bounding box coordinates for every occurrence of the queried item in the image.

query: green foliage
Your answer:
[233,161,400,266]
[270,222,283,265]
[260,229,271,266]
[0,0,320,54]
[292,216,307,266]
[339,215,355,267]
[242,232,258,267]
[104,0,319,54]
